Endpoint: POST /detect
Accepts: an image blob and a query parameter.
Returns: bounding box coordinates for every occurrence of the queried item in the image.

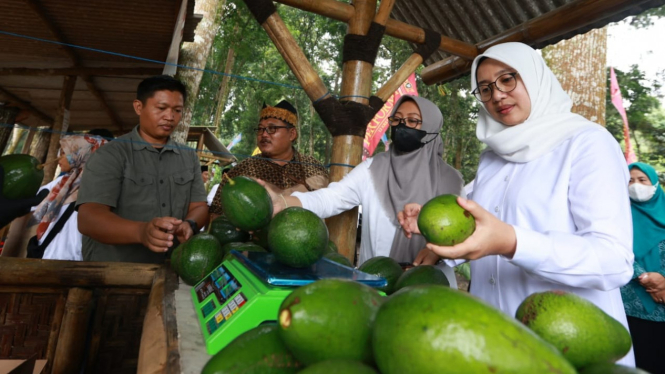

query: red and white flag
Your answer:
[362,73,419,160]
[610,67,637,164]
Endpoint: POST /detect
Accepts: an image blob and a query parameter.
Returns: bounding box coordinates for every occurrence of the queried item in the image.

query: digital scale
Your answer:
[191,250,387,355]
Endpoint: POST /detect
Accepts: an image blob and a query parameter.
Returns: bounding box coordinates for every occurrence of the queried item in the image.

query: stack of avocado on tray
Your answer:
[190,190,643,374]
[170,176,338,286]
[200,277,640,374]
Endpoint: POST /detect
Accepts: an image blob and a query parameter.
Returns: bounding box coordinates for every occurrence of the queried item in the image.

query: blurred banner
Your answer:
[610,67,637,164]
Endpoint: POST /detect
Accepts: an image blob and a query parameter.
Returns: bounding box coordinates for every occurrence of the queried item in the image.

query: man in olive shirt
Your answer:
[77,75,208,263]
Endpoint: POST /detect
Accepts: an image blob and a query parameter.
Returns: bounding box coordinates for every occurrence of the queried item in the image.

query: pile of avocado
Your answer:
[201,278,642,374]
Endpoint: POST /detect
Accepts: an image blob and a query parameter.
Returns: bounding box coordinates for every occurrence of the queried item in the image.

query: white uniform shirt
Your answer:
[33,176,82,261]
[207,184,219,206]
[470,127,634,365]
[293,158,457,287]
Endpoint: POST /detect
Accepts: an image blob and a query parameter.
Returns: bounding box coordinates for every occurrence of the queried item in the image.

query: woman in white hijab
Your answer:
[399,42,635,366]
[264,95,464,284]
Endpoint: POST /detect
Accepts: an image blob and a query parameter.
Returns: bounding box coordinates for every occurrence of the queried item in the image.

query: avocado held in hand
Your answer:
[417,194,475,246]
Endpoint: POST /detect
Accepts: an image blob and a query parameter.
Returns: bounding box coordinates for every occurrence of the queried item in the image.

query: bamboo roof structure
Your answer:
[277,0,665,85]
[0,0,201,133]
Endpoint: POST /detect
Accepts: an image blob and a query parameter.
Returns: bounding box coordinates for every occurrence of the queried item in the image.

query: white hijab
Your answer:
[471,42,598,163]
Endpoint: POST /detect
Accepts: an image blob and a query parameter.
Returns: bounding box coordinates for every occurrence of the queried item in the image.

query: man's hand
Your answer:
[639,272,665,293]
[174,221,194,244]
[139,217,182,253]
[413,247,441,266]
[397,203,422,239]
[424,197,517,261]
[0,165,49,227]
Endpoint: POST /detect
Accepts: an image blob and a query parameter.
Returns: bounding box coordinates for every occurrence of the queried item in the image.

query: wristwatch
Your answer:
[185,219,198,233]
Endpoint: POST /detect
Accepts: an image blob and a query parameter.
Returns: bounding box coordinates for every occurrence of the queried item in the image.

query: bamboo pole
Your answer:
[261,14,330,103]
[42,75,77,185]
[326,0,376,263]
[0,258,160,288]
[44,293,67,374]
[51,287,94,374]
[421,0,651,85]
[274,0,477,60]
[375,53,423,102]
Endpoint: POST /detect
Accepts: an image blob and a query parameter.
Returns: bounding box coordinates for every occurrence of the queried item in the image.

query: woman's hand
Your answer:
[648,289,665,304]
[639,272,665,293]
[397,203,422,239]
[425,196,517,261]
[255,179,287,216]
[413,247,441,266]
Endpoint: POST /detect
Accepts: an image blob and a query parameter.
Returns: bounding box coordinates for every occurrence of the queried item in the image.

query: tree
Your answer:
[605,65,665,166]
[542,27,608,125]
[172,0,224,144]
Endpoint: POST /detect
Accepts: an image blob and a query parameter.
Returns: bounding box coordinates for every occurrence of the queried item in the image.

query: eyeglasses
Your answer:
[254,125,293,135]
[472,72,518,102]
[388,117,423,128]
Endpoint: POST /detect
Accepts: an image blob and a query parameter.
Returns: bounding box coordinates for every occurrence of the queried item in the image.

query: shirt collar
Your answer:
[130,125,180,154]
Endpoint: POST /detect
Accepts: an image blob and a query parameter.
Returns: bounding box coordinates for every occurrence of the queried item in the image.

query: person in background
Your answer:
[398,42,634,366]
[27,134,108,260]
[621,162,665,373]
[209,100,328,219]
[262,96,464,287]
[77,75,208,263]
[201,165,210,184]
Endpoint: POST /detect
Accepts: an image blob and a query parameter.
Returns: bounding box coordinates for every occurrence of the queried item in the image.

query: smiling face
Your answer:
[629,168,652,187]
[133,90,184,144]
[257,117,296,158]
[476,58,531,127]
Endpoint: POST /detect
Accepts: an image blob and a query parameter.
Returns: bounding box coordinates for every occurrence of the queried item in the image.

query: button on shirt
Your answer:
[77,126,207,263]
[468,127,635,366]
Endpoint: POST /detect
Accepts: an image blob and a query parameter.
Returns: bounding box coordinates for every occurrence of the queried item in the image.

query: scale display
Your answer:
[191,250,387,355]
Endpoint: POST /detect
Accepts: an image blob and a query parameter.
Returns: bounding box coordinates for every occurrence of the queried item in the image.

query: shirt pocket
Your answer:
[119,170,156,222]
[170,170,194,219]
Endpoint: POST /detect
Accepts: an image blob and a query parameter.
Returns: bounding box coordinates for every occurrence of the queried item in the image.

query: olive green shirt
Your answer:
[77,126,207,263]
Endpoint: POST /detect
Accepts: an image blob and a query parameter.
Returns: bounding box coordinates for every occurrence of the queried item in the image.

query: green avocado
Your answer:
[581,363,651,374]
[372,285,576,374]
[278,279,383,366]
[323,252,353,267]
[297,360,378,374]
[221,176,273,231]
[326,240,339,253]
[268,207,328,268]
[417,194,475,246]
[208,216,249,246]
[170,233,223,286]
[250,227,270,250]
[0,154,44,199]
[393,265,449,292]
[358,256,403,294]
[201,324,302,374]
[516,290,633,370]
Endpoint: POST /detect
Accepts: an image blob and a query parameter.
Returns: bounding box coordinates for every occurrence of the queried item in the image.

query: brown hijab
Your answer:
[369,95,464,263]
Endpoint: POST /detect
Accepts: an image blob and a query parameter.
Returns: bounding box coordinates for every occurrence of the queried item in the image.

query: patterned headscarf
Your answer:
[30,135,107,239]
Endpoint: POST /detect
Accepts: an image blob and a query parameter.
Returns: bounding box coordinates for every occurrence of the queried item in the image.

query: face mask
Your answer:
[628,183,657,202]
[390,123,436,153]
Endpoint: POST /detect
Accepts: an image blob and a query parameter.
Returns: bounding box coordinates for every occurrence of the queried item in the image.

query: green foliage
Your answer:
[605,66,665,169]
[629,4,665,28]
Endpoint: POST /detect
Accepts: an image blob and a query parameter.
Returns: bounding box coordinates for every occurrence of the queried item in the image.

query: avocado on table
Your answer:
[372,285,576,374]
[516,290,633,370]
